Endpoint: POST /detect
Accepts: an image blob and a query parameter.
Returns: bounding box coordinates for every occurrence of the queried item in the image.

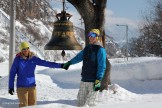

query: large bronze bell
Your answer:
[44,10,82,50]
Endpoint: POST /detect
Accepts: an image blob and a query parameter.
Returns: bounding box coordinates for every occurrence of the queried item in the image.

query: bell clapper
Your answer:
[61,50,66,63]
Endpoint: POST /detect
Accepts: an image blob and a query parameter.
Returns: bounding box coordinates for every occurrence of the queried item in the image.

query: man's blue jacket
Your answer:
[9,52,61,89]
[70,44,107,82]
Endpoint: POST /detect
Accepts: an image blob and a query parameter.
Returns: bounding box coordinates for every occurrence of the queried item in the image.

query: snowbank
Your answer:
[1,57,162,108]
[110,57,162,93]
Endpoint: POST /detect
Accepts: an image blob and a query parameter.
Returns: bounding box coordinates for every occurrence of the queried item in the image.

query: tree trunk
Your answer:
[67,0,111,90]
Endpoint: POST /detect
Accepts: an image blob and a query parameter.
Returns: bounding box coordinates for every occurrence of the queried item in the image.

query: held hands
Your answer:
[62,61,71,70]
[94,80,101,91]
[60,64,64,68]
[9,88,14,95]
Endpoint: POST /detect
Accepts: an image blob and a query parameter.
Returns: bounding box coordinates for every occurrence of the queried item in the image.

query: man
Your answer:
[8,42,63,107]
[63,29,107,107]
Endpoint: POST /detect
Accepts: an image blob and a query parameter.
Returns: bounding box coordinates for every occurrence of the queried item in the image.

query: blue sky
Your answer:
[51,0,151,44]
[107,0,149,20]
[105,0,150,44]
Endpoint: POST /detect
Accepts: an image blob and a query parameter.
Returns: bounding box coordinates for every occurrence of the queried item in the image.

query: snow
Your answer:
[26,18,52,38]
[0,9,10,20]
[1,57,162,108]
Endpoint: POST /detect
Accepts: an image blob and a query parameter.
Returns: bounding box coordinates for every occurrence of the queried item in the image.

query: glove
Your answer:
[94,80,101,91]
[60,64,64,68]
[9,88,14,95]
[63,61,71,70]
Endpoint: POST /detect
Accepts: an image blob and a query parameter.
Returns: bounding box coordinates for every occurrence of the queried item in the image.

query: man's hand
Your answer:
[9,88,14,95]
[63,61,71,70]
[94,80,101,91]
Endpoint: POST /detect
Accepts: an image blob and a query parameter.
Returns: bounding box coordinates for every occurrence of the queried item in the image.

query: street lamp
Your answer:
[116,24,128,61]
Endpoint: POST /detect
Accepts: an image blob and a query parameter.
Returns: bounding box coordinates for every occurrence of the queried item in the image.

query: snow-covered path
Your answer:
[1,57,162,108]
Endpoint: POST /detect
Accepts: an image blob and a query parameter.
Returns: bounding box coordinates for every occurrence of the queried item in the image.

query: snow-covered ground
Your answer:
[1,57,162,108]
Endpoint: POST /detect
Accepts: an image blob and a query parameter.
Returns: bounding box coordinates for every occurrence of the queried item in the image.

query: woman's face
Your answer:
[21,47,30,56]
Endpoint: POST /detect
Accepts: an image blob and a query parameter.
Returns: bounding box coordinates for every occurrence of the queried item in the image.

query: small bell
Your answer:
[61,50,66,57]
[61,50,66,63]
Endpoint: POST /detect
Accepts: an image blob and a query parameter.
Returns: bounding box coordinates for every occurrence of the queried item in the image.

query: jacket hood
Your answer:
[16,51,35,59]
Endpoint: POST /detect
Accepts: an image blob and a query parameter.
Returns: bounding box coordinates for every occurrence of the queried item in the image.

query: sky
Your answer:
[50,0,151,45]
[106,0,150,43]
[107,0,149,20]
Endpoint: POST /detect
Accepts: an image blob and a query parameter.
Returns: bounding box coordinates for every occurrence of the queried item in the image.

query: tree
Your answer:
[129,0,162,57]
[66,0,111,91]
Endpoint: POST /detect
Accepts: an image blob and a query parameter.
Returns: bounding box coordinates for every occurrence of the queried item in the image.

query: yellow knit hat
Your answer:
[90,29,100,36]
[20,42,30,50]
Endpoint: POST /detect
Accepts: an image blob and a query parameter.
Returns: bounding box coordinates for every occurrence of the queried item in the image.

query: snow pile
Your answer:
[110,57,162,93]
[1,57,162,108]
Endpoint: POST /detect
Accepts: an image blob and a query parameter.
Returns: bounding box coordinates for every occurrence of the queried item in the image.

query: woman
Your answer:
[8,42,63,107]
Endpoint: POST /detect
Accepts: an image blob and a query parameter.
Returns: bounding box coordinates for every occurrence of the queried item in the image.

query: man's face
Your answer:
[89,36,97,44]
[21,47,30,56]
[88,32,98,44]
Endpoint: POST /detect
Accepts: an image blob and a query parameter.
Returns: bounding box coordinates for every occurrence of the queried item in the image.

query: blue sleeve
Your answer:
[70,50,83,64]
[35,57,61,68]
[96,48,107,80]
[9,57,18,89]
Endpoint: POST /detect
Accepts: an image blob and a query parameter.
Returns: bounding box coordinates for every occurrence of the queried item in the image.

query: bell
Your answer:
[44,10,82,50]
